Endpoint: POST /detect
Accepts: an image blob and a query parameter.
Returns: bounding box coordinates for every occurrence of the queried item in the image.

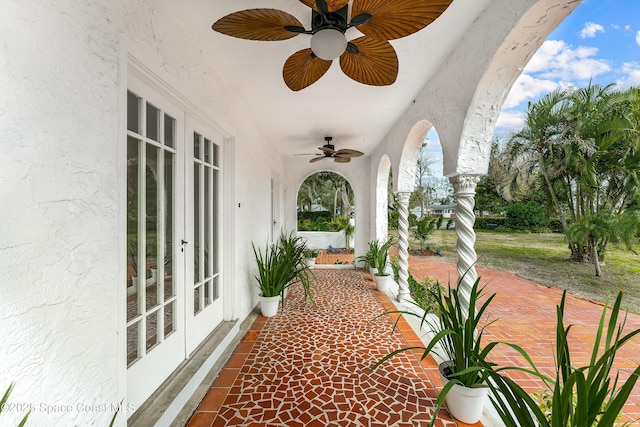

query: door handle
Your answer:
[181,239,188,252]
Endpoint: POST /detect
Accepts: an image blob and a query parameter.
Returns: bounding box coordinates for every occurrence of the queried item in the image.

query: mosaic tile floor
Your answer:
[186,269,465,427]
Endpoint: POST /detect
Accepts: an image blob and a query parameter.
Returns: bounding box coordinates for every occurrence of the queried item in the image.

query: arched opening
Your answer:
[296,171,356,260]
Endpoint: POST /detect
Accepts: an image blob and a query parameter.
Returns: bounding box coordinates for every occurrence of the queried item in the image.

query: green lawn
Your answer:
[392,229,640,314]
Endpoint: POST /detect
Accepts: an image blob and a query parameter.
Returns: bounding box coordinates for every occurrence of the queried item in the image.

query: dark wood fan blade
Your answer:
[299,0,349,12]
[310,156,326,163]
[336,149,364,157]
[339,37,398,86]
[334,156,351,163]
[283,49,332,91]
[318,146,337,155]
[212,9,304,41]
[351,0,453,40]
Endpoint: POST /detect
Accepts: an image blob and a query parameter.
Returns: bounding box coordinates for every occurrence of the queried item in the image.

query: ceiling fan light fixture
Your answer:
[310,28,347,60]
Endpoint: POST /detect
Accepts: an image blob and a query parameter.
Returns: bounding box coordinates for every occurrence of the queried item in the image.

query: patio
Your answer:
[185,257,640,427]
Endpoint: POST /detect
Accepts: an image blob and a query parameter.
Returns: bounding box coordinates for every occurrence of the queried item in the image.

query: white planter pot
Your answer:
[305,258,316,267]
[438,362,489,424]
[373,274,391,293]
[369,267,378,277]
[258,293,281,317]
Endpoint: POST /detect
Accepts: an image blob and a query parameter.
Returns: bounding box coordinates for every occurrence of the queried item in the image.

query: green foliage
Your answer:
[390,255,400,281]
[388,210,399,230]
[332,215,354,249]
[1,384,30,426]
[407,273,440,315]
[486,290,640,427]
[505,201,550,232]
[373,239,393,274]
[303,249,318,258]
[373,275,500,427]
[252,231,316,304]
[408,213,418,227]
[412,216,437,248]
[474,217,508,230]
[355,240,380,269]
[548,218,565,233]
[502,85,640,266]
[446,218,455,230]
[298,211,333,223]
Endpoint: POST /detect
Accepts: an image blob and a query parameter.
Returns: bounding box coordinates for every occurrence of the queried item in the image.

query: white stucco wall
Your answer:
[0,0,274,425]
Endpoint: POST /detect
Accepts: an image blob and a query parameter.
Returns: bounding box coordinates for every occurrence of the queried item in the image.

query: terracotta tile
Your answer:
[186,411,215,427]
[197,388,229,412]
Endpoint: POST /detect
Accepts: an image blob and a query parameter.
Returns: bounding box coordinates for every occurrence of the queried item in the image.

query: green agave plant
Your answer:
[252,231,316,304]
[373,275,500,426]
[486,290,640,427]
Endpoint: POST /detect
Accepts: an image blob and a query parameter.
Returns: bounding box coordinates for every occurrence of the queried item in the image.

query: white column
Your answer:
[450,174,481,312]
[396,192,411,302]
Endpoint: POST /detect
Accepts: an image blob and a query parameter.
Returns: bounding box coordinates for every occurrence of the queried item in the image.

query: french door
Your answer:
[126,77,223,411]
[185,122,224,354]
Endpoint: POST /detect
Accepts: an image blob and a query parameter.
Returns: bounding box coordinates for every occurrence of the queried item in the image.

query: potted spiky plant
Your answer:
[252,231,316,317]
[373,274,499,425]
[372,239,393,292]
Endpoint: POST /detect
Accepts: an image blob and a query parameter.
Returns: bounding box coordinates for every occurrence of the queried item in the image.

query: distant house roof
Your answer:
[429,204,457,210]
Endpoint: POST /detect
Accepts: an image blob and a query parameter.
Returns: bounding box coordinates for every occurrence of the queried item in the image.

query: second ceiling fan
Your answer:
[211,0,453,91]
[306,137,364,163]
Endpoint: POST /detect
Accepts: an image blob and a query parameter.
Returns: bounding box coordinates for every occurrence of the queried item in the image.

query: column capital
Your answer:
[449,174,482,196]
[395,191,411,202]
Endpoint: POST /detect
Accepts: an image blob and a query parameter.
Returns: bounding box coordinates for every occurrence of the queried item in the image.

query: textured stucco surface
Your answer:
[0,1,123,425]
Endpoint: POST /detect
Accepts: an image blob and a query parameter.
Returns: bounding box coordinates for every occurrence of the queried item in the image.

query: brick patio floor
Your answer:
[185,256,640,426]
[408,256,640,425]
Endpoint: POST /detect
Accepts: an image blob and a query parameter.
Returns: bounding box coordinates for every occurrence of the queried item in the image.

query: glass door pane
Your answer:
[126,90,179,368]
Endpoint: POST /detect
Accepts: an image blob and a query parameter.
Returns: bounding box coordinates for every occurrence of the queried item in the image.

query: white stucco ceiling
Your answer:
[173,0,493,160]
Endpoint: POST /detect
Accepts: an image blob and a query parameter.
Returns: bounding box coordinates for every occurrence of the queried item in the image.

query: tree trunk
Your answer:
[592,237,601,277]
[538,152,578,258]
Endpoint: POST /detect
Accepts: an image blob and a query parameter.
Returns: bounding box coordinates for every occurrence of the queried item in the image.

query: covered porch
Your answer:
[179,260,640,427]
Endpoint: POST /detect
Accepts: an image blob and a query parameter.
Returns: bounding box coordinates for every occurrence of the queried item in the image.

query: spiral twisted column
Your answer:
[450,174,482,313]
[396,192,411,302]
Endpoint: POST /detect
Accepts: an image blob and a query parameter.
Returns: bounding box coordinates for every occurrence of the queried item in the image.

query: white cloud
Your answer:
[625,25,632,31]
[636,30,640,46]
[616,62,640,87]
[580,22,605,39]
[503,74,560,108]
[524,40,611,82]
[495,111,526,134]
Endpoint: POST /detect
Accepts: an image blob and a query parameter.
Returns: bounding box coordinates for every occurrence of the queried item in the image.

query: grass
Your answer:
[391,229,640,314]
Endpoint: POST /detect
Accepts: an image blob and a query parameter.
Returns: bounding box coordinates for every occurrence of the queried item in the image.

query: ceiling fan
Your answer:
[211,0,453,91]
[302,137,364,163]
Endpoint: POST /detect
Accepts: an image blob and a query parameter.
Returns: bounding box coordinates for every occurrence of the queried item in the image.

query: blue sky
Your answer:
[425,0,640,177]
[495,0,640,134]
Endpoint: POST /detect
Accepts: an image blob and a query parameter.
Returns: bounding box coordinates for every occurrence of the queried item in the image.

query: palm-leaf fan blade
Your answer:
[340,37,398,86]
[283,49,332,91]
[299,0,349,13]
[212,9,304,41]
[309,156,325,163]
[352,0,453,40]
[336,149,364,157]
[334,156,351,163]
